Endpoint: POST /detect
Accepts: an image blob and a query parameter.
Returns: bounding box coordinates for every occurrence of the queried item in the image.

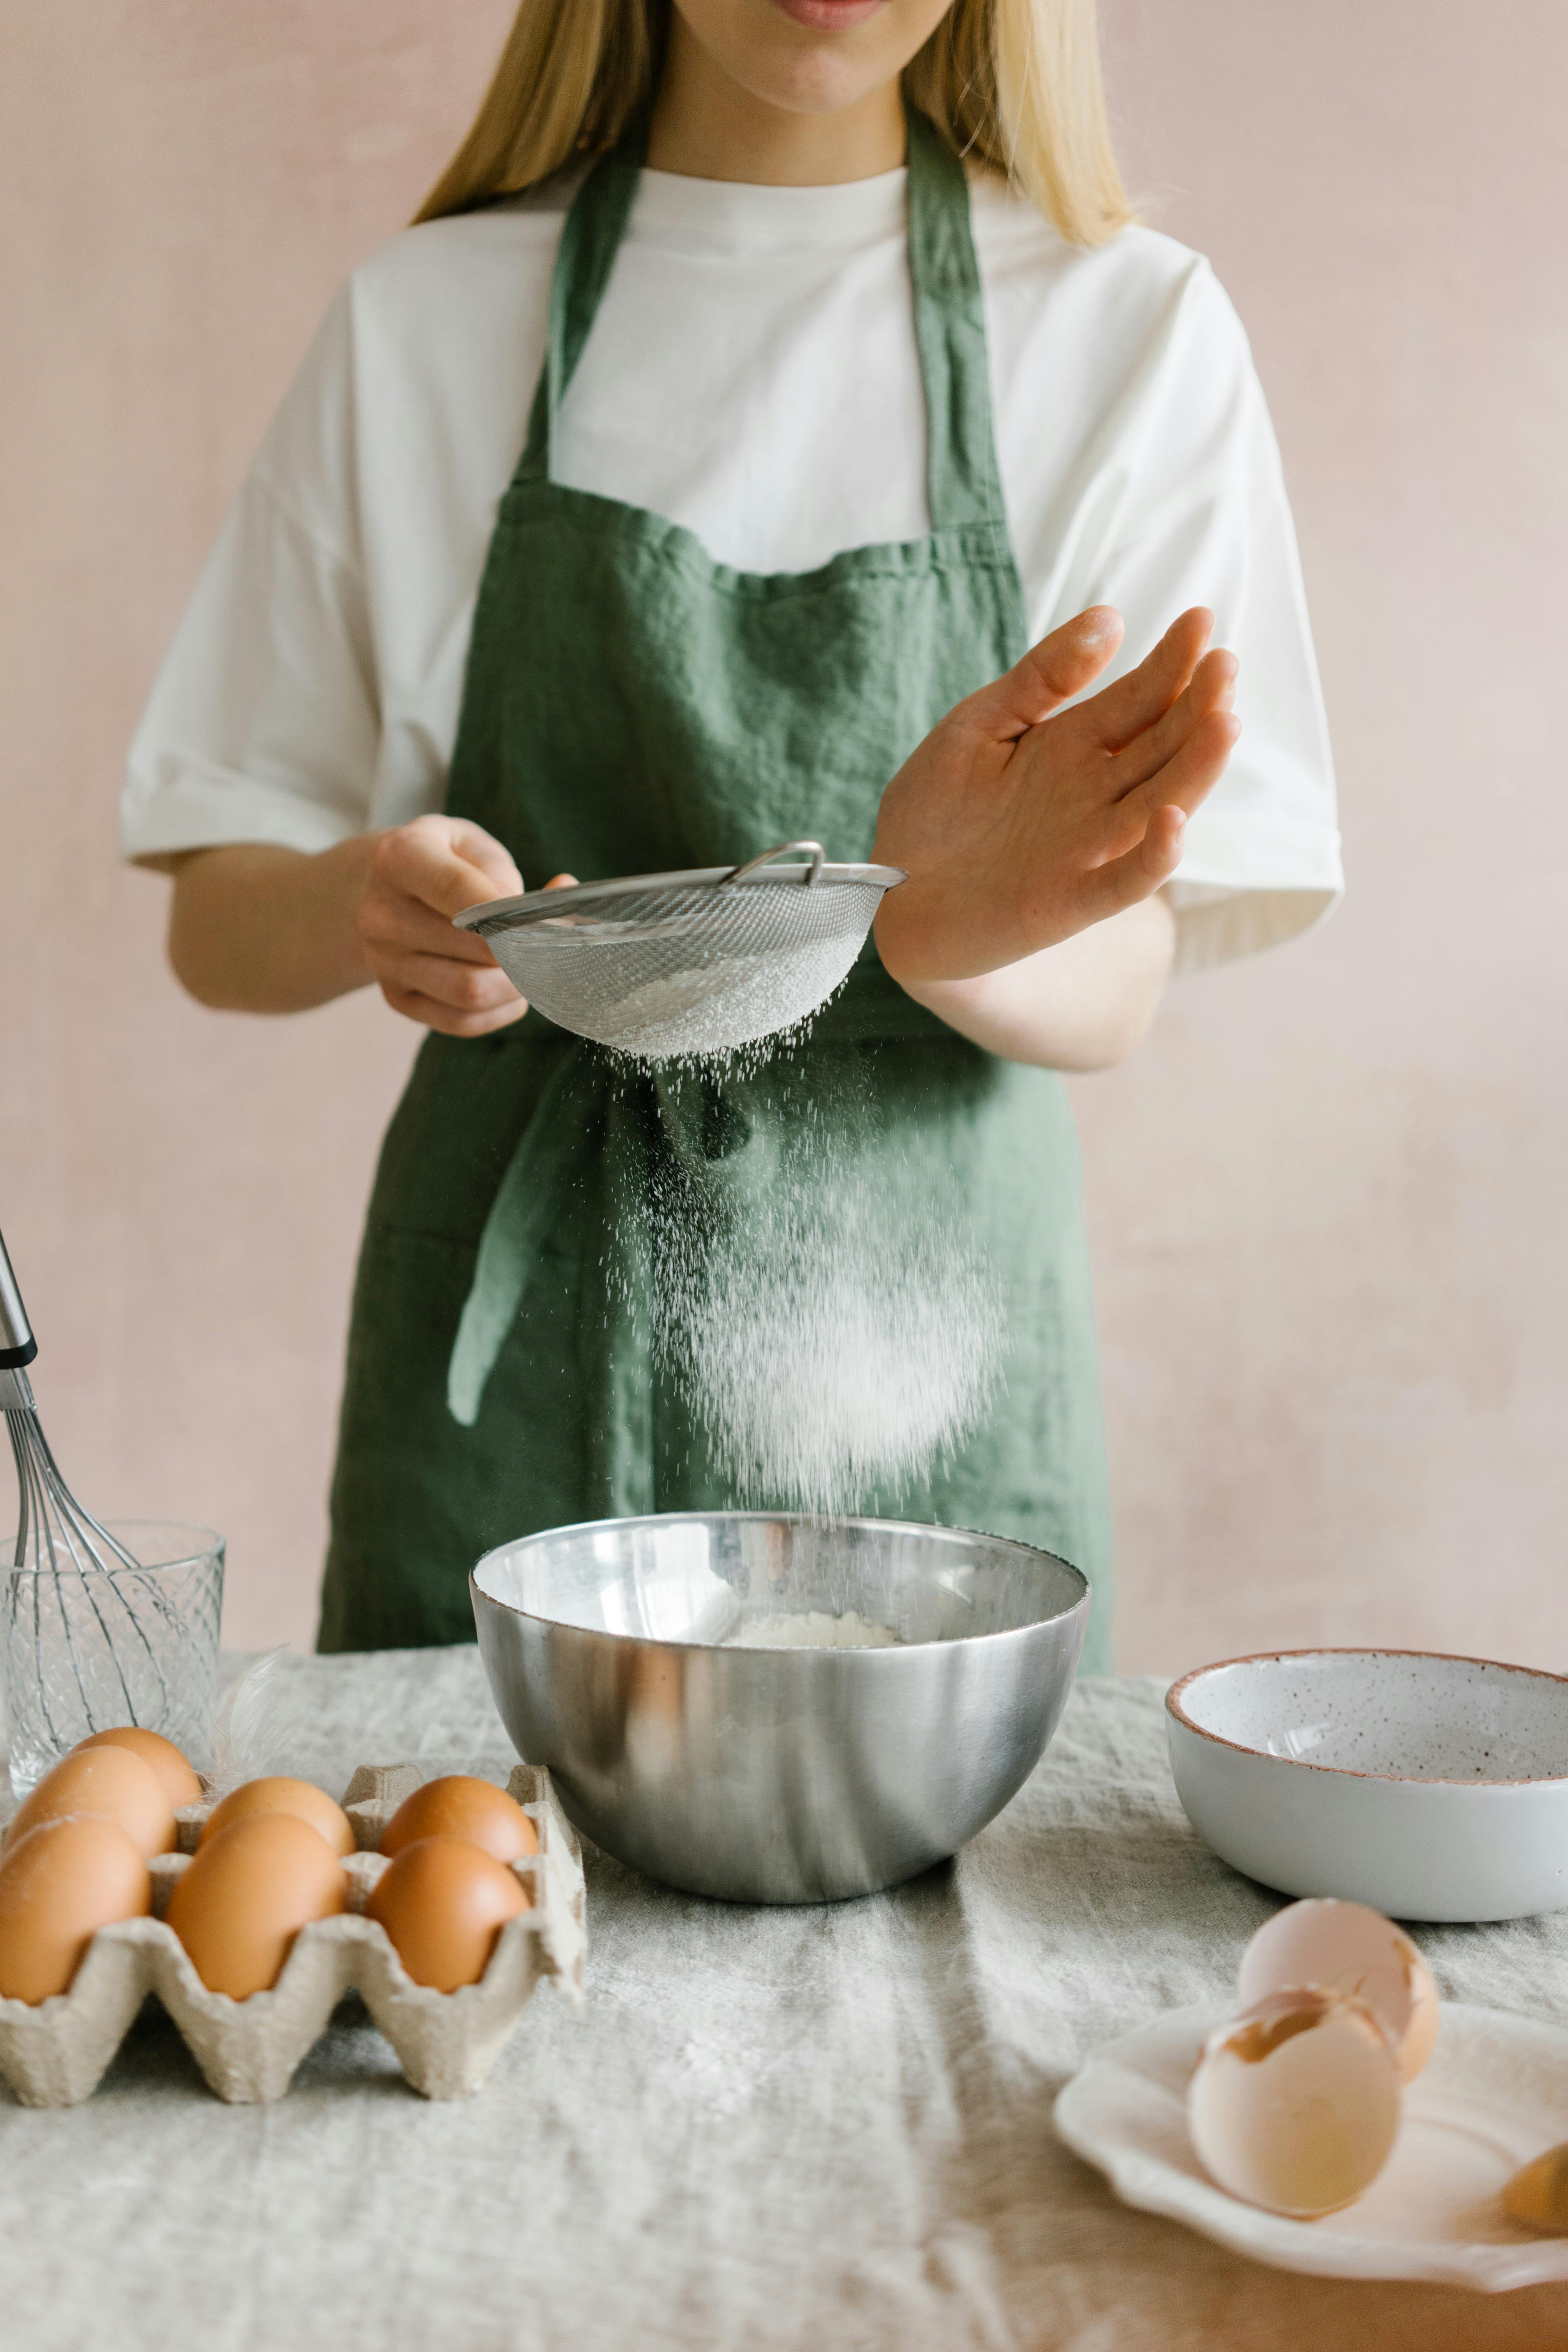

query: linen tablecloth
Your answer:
[2,1649,1564,2351]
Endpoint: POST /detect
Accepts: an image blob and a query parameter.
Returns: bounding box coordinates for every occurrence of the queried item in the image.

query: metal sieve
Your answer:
[453,840,906,1060]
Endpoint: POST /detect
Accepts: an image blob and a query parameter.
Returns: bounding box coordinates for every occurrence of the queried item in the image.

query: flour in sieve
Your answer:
[605,940,857,1060]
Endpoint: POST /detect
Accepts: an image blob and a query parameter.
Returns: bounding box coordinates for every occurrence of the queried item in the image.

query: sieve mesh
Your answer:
[457,844,904,1060]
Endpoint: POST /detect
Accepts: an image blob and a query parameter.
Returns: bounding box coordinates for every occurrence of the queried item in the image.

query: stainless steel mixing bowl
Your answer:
[469,1512,1089,1904]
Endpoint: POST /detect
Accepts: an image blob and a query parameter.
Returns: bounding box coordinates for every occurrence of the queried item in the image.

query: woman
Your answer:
[122,0,1340,1669]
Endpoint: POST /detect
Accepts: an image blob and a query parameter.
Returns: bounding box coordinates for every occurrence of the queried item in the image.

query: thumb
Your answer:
[383,814,523,920]
[963,605,1124,741]
[443,817,524,900]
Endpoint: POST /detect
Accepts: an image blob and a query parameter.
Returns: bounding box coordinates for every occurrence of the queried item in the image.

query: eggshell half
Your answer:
[379,1776,540,1865]
[1237,1897,1439,2083]
[1189,1988,1402,2216]
[0,1816,152,2003]
[200,1776,355,1859]
[367,1836,530,1993]
[3,1747,177,1861]
[1503,2143,1568,2235]
[72,1727,203,1808]
[167,1813,345,1999]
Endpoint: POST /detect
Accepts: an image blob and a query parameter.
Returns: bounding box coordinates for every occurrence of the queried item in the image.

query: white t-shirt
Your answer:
[121,163,1342,975]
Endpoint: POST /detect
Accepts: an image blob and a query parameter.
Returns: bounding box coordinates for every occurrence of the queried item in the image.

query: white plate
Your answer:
[1054,2001,1568,2291]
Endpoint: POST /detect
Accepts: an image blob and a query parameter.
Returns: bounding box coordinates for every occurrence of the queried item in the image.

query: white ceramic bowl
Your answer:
[1166,1649,1568,1921]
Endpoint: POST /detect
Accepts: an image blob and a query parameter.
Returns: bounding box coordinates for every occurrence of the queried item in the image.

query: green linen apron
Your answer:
[318,112,1113,1669]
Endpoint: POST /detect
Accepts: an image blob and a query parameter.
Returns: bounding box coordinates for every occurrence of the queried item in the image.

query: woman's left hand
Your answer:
[871,605,1238,983]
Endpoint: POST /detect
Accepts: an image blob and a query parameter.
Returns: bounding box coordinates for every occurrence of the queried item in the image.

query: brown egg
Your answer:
[380,1775,539,1865]
[71,1726,203,1808]
[199,1775,355,1859]
[3,1746,177,1861]
[0,1815,152,2003]
[167,1812,345,1999]
[367,1836,530,1993]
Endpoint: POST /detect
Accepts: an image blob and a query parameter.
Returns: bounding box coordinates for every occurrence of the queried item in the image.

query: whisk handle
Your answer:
[0,1225,38,1369]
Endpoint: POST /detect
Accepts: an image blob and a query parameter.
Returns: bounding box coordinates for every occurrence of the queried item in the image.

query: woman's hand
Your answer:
[872,606,1238,984]
[165,819,573,1030]
[355,816,548,1038]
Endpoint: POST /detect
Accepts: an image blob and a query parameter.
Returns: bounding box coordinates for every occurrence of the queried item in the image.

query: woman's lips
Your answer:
[766,0,889,28]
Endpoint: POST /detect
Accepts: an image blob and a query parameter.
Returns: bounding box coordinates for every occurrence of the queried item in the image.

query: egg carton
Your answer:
[0,1762,584,2109]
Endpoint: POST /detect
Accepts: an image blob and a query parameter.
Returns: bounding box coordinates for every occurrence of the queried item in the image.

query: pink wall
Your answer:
[2,3,1564,1669]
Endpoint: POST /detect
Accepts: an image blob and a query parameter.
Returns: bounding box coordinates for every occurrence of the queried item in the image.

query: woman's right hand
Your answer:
[163,823,573,1024]
[356,815,573,1038]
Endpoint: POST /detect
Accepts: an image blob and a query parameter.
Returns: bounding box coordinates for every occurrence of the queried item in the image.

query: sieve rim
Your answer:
[455,859,906,938]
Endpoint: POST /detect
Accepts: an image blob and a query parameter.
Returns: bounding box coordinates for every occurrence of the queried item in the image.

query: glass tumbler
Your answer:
[2,1520,224,1796]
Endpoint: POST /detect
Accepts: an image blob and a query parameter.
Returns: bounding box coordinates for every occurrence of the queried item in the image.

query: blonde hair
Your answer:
[416,0,1133,248]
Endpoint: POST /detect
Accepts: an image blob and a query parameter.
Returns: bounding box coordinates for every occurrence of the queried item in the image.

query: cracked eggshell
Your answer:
[1189,1987,1402,2217]
[1504,2143,1568,2235]
[1237,1897,1439,2082]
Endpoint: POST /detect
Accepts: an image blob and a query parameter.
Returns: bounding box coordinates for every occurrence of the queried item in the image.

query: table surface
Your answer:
[2,1648,1566,2352]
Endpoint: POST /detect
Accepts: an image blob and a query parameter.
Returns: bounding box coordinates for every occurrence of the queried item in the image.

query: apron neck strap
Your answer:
[904,107,1006,534]
[517,104,1005,537]
[517,115,650,487]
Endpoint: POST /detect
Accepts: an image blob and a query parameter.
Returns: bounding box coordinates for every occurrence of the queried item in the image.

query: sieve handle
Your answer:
[721,840,826,888]
[0,1223,38,1369]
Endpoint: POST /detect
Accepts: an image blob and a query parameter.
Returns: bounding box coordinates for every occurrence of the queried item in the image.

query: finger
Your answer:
[1107,648,1238,797]
[440,818,525,897]
[360,891,512,965]
[1081,608,1215,755]
[1099,710,1240,861]
[543,873,578,890]
[1139,802,1189,881]
[378,950,522,1017]
[1080,806,1190,923]
[960,607,1124,741]
[366,865,579,983]
[380,981,530,1039]
[375,818,523,920]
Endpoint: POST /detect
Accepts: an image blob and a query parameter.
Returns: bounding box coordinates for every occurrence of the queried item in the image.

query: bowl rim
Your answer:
[469,1508,1089,1653]
[1166,1646,1568,1789]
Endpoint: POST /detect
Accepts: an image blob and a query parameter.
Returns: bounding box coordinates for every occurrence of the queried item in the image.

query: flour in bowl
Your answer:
[723,1610,903,1650]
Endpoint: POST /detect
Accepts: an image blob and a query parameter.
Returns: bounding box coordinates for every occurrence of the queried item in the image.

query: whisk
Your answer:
[1,1222,173,1759]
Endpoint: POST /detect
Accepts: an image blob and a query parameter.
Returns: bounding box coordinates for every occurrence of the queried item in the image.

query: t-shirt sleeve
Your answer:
[120,290,380,863]
[1067,258,1343,974]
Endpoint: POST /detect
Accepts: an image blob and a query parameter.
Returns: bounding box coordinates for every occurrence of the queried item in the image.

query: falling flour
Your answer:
[723,1610,903,1650]
[629,1047,1006,1517]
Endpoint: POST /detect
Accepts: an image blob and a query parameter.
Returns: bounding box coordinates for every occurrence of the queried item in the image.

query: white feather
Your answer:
[208,1646,290,1792]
